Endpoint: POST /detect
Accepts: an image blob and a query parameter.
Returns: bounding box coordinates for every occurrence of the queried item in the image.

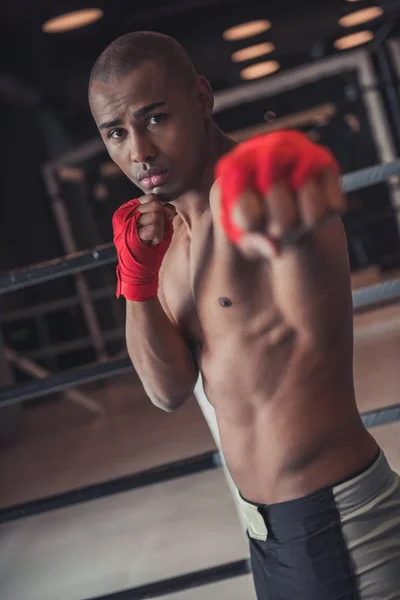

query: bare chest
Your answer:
[159,217,280,348]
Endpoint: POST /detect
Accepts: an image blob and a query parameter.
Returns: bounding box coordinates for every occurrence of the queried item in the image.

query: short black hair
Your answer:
[89,31,198,91]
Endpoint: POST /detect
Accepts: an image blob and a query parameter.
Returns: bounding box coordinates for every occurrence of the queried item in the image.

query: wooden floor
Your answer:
[0,304,399,600]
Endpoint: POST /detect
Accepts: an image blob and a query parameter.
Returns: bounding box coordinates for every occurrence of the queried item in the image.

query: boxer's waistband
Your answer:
[238,449,393,542]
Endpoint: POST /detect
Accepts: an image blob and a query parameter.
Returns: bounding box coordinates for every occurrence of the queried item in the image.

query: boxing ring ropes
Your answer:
[0,159,399,600]
[1,49,400,599]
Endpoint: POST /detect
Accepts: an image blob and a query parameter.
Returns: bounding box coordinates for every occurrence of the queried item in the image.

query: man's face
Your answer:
[89,61,212,200]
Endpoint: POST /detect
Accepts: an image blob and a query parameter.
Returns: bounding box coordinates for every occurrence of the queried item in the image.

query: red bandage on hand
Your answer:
[112,199,173,302]
[215,130,340,243]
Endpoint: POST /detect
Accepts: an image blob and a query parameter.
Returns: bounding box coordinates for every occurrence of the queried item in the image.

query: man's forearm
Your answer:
[270,218,353,341]
[125,298,198,410]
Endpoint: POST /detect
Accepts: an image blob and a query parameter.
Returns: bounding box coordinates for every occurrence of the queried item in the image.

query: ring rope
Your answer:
[1,158,400,295]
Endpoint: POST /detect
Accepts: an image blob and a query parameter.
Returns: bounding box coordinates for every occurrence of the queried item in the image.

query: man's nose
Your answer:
[129,133,157,164]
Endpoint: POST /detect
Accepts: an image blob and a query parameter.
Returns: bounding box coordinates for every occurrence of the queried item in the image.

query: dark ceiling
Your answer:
[1,0,398,139]
[0,0,399,275]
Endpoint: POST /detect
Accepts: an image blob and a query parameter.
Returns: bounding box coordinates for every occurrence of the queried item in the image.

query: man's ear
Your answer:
[195,75,214,118]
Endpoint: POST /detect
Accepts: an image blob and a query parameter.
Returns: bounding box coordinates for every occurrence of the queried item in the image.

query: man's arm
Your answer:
[215,132,351,343]
[267,215,353,346]
[126,298,198,411]
[112,195,198,411]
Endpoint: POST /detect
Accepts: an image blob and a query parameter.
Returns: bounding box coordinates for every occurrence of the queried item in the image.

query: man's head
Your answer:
[89,32,214,200]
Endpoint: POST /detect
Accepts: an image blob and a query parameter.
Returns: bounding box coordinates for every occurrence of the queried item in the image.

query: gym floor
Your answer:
[0,304,400,600]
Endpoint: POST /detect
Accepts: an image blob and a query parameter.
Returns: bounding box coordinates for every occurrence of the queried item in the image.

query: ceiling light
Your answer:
[339,7,383,28]
[223,20,271,41]
[241,60,280,80]
[232,42,275,62]
[346,0,362,2]
[42,8,103,33]
[334,30,374,50]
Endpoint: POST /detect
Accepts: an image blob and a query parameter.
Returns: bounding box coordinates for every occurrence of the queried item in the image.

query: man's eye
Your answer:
[147,114,167,127]
[109,129,125,140]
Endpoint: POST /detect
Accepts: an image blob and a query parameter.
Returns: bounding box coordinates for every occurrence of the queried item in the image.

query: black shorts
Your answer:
[239,451,400,599]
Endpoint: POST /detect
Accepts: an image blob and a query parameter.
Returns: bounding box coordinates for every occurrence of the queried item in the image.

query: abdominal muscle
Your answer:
[199,333,378,505]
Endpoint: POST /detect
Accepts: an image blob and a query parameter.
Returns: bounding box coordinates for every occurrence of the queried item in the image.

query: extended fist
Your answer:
[215,131,346,258]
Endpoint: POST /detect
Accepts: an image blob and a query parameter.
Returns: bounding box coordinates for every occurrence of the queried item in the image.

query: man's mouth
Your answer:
[139,170,170,190]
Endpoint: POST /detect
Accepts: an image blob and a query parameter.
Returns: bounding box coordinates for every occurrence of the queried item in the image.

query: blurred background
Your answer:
[1,1,400,599]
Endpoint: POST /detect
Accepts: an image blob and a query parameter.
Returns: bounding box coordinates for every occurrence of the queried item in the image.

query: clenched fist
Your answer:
[135,194,176,246]
[112,195,175,302]
[215,131,346,259]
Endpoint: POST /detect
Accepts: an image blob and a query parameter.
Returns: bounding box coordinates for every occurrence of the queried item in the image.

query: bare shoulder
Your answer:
[159,214,188,285]
[209,179,221,219]
[162,214,189,270]
[158,215,193,330]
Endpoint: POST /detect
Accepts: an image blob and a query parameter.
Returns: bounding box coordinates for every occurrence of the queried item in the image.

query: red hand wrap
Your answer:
[215,130,340,243]
[112,199,173,302]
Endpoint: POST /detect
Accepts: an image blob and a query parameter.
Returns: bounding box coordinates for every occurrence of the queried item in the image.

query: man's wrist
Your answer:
[116,271,159,301]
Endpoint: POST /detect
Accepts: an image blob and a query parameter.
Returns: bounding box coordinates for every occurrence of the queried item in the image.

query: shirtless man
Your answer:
[89,31,400,599]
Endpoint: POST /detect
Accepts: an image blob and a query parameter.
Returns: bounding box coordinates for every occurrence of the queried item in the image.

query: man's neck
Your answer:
[175,123,235,225]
